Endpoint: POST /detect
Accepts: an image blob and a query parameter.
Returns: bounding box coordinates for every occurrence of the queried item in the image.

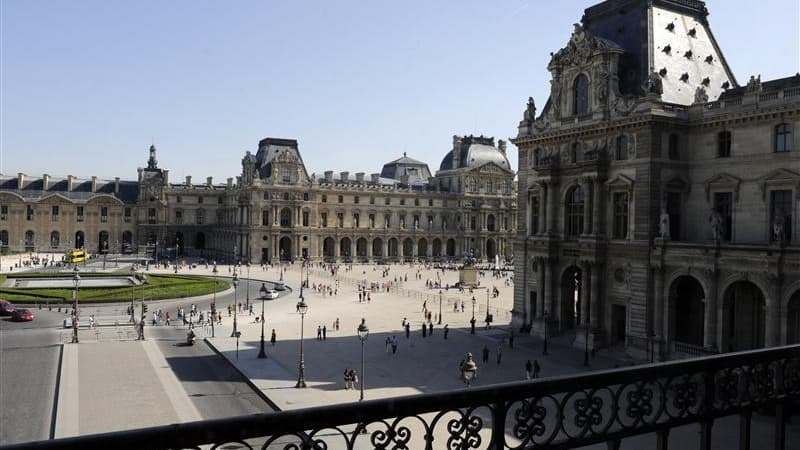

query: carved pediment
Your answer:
[664,175,690,193]
[606,174,634,190]
[757,168,800,199]
[85,194,124,206]
[0,192,25,202]
[38,193,75,205]
[704,172,742,201]
[549,23,612,69]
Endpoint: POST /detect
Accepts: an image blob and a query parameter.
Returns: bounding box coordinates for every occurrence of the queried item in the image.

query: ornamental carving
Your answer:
[612,96,638,117]
[549,24,610,68]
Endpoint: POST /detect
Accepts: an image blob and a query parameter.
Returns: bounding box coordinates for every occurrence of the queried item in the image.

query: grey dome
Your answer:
[439,136,511,171]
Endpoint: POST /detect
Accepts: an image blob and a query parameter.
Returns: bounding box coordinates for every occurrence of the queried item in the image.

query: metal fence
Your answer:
[5,345,799,450]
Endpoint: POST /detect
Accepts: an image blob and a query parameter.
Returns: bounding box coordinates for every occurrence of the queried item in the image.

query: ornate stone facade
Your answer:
[512,0,800,358]
[1,136,516,266]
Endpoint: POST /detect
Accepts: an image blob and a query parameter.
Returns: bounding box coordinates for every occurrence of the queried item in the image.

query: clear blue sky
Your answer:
[2,0,798,182]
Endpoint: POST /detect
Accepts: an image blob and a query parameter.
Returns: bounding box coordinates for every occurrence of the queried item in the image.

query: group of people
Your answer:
[343,368,359,389]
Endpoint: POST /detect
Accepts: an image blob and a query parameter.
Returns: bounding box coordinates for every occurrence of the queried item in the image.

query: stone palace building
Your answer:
[512,0,800,357]
[0,135,516,265]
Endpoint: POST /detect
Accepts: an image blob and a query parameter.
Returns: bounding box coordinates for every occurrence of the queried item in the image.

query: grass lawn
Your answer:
[0,273,229,303]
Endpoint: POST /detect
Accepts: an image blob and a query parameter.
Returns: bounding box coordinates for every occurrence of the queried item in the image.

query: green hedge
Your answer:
[0,274,229,303]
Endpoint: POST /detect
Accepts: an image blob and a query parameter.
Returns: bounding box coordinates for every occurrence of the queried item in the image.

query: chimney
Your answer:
[68,175,75,191]
[185,175,192,186]
[324,171,333,182]
[17,173,24,189]
[370,173,380,184]
[498,139,507,154]
[163,169,169,185]
[114,177,120,193]
[43,174,50,190]
[227,177,233,188]
[206,176,213,187]
[137,168,143,183]
[91,176,97,193]
[355,172,364,183]
[236,176,241,185]
[340,171,349,183]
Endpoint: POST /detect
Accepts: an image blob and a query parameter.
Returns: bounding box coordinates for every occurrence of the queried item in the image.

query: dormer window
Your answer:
[573,74,589,115]
[687,28,697,37]
[666,22,675,32]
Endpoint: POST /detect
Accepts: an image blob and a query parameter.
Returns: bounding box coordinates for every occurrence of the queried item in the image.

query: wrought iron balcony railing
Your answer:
[4,345,799,450]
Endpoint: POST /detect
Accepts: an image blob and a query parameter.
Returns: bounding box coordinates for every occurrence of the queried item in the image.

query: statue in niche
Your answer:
[659,207,670,240]
[644,71,663,96]
[523,97,536,122]
[709,209,723,241]
[694,86,709,104]
[773,213,785,242]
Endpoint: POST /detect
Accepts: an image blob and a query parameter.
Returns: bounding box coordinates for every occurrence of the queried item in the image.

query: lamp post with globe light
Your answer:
[470,296,476,334]
[258,283,268,359]
[357,318,369,401]
[231,271,239,338]
[295,298,308,388]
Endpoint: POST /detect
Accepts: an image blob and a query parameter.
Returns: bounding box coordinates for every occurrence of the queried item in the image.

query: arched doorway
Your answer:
[486,238,496,261]
[98,231,109,254]
[787,290,800,344]
[340,237,352,260]
[722,281,766,352]
[432,239,442,258]
[418,238,428,259]
[323,237,335,260]
[487,214,496,232]
[560,266,583,331]
[279,236,292,261]
[356,238,367,260]
[195,232,206,250]
[75,231,84,249]
[388,238,398,258]
[402,238,413,259]
[372,238,383,258]
[446,239,456,258]
[50,231,60,249]
[668,276,705,348]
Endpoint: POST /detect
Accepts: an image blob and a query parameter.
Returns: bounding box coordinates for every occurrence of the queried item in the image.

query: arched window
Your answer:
[616,135,628,160]
[573,74,589,115]
[566,186,585,236]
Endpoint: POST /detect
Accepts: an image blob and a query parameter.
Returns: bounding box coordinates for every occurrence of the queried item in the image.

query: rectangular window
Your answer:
[196,209,204,225]
[302,211,309,227]
[148,208,156,224]
[0,205,7,221]
[713,192,733,241]
[218,196,223,204]
[400,199,405,206]
[338,195,343,203]
[775,124,792,153]
[262,210,269,226]
[303,192,309,201]
[414,198,419,206]
[385,197,391,205]
[354,196,359,204]
[337,213,344,228]
[666,192,681,241]
[353,213,360,228]
[52,206,59,222]
[428,199,433,207]
[77,206,84,222]
[124,207,132,223]
[771,190,793,242]
[470,216,476,231]
[613,192,629,239]
[717,131,732,158]
[321,195,327,203]
[370,197,375,205]
[530,196,540,235]
[198,196,203,204]
[369,214,375,228]
[26,205,34,221]
[100,207,108,223]
[176,210,183,224]
[177,195,182,203]
[321,212,328,227]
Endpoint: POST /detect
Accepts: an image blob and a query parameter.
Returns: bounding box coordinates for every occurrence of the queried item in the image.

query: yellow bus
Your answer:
[63,249,87,264]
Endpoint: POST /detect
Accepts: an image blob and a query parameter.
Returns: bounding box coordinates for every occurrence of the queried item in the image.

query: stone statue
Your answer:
[746,74,763,93]
[773,213,785,242]
[709,209,723,241]
[524,97,536,122]
[659,208,670,239]
[644,71,663,96]
[694,86,709,104]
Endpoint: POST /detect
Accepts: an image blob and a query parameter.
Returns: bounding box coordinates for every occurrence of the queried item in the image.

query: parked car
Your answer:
[11,308,34,322]
[274,281,286,291]
[264,289,279,300]
[0,300,16,316]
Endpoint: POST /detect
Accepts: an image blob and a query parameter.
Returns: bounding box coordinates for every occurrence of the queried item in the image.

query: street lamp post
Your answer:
[459,352,477,388]
[357,318,369,401]
[295,298,308,388]
[129,266,136,323]
[258,283,268,359]
[438,290,443,325]
[231,271,239,338]
[246,263,251,311]
[211,264,218,338]
[543,311,549,355]
[470,296,476,334]
[140,272,147,340]
[72,267,80,343]
[485,288,491,329]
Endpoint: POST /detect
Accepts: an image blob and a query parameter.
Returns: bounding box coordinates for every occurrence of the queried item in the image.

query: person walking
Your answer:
[270,329,276,346]
[385,336,391,353]
[344,369,352,390]
[405,323,410,339]
[525,359,533,380]
[322,325,327,340]
[391,335,398,354]
[428,322,433,336]
[317,325,322,340]
[482,345,490,363]
[496,345,503,365]
[533,359,541,379]
[422,323,427,338]
[443,324,449,340]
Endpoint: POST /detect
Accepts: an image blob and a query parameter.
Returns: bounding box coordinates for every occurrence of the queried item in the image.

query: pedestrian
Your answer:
[335,318,340,330]
[323,325,327,340]
[482,345,489,363]
[385,336,391,353]
[496,345,502,365]
[461,301,465,312]
[422,300,427,312]
[391,335,398,354]
[422,323,427,338]
[165,312,171,326]
[525,360,533,380]
[428,322,433,336]
[443,324,449,339]
[317,325,322,340]
[533,360,541,379]
[405,323,410,338]
[270,329,276,346]
[344,369,352,390]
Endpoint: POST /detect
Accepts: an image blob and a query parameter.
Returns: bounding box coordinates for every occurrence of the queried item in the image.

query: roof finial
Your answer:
[403,152,407,157]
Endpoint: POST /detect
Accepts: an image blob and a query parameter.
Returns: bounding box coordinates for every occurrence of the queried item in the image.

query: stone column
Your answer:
[536,257,545,318]
[653,264,666,351]
[589,262,601,329]
[580,261,591,326]
[581,180,591,235]
[703,269,718,350]
[592,178,601,235]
